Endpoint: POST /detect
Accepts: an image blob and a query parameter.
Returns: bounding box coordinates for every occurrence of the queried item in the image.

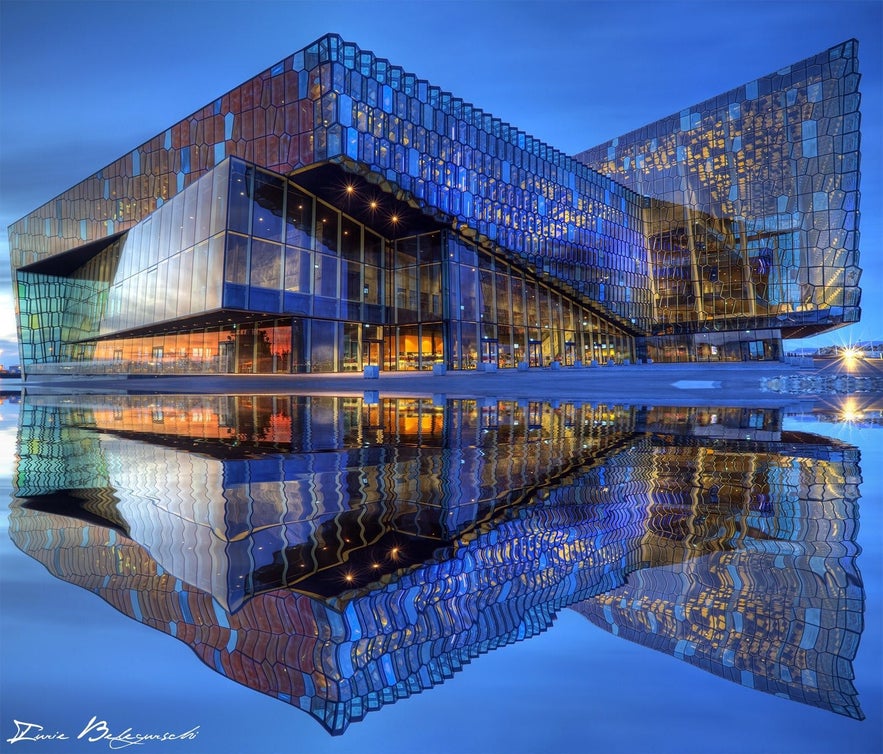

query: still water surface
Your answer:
[0,392,880,753]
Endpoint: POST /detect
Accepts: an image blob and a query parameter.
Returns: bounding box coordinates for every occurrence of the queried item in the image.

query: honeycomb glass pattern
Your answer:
[578,40,862,350]
[8,35,864,374]
[9,34,650,377]
[11,395,865,732]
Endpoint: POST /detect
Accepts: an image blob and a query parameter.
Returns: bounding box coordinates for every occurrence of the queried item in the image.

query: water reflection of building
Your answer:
[10,395,864,732]
[572,432,864,720]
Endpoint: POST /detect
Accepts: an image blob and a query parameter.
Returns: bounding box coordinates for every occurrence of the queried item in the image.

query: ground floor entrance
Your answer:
[71,313,638,376]
[639,329,783,363]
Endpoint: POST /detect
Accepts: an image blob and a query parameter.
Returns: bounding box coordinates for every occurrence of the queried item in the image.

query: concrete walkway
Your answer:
[21,360,882,407]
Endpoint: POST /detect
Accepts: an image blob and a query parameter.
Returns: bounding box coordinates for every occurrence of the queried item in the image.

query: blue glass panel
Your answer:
[346,127,359,159]
[283,291,312,315]
[338,94,352,126]
[248,287,282,313]
[223,283,248,308]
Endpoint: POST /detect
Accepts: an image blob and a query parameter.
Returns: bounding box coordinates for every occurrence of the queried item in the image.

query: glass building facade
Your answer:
[578,40,862,362]
[8,36,862,376]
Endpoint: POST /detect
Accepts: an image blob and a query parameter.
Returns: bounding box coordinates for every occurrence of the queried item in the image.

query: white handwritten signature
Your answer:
[7,717,200,749]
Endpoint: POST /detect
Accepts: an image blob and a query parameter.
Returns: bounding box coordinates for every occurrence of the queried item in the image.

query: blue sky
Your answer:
[0,0,880,365]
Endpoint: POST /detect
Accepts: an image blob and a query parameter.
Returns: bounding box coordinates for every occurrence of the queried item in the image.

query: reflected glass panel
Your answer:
[364,229,383,266]
[340,217,361,261]
[251,170,284,242]
[284,246,312,293]
[286,185,314,249]
[316,202,339,254]
[228,161,252,235]
[10,395,866,735]
[177,248,193,317]
[250,239,283,289]
[225,233,249,285]
[206,235,224,309]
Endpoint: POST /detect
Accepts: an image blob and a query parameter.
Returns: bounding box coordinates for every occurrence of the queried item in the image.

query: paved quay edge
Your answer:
[19,361,875,408]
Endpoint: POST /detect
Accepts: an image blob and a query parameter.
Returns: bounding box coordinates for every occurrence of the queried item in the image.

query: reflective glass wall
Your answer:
[13,35,859,373]
[21,155,634,375]
[11,33,651,378]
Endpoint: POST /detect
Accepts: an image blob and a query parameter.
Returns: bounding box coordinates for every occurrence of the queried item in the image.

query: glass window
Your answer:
[420,231,442,263]
[316,202,339,254]
[549,291,562,331]
[538,286,551,327]
[495,271,511,324]
[181,181,198,250]
[169,192,184,258]
[479,269,495,321]
[285,246,312,293]
[158,204,172,262]
[206,236,224,310]
[340,217,361,261]
[364,229,383,266]
[252,170,284,241]
[250,239,282,289]
[460,322,478,369]
[177,248,193,317]
[459,264,477,321]
[210,160,230,236]
[166,254,180,321]
[511,275,525,325]
[526,280,539,326]
[225,233,249,284]
[343,259,362,302]
[228,161,252,234]
[396,236,419,266]
[420,263,443,319]
[142,216,156,273]
[286,185,314,248]
[154,262,168,321]
[315,253,338,298]
[195,172,214,243]
[144,268,157,324]
[395,265,418,323]
[191,241,208,312]
[363,264,380,305]
[342,322,360,372]
[310,320,336,372]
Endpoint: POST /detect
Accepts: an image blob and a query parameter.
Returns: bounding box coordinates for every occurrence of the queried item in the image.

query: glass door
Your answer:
[481,338,499,367]
[365,340,383,368]
[528,339,542,367]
